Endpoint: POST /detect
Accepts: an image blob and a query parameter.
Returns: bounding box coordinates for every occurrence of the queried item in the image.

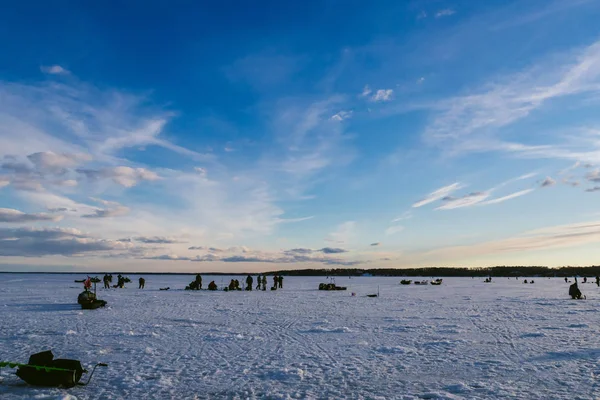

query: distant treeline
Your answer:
[2,266,600,277]
[270,266,600,277]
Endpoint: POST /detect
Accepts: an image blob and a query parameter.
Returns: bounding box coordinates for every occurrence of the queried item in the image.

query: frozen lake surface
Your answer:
[0,274,599,399]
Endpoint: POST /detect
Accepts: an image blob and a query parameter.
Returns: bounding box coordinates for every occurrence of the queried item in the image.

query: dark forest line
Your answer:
[269,266,600,277]
[3,266,600,277]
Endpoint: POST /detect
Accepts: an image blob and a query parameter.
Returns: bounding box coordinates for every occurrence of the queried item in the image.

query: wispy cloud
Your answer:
[480,188,535,205]
[540,176,556,187]
[424,40,600,162]
[134,236,186,244]
[586,169,600,182]
[391,211,412,223]
[40,65,70,75]
[330,110,353,121]
[412,182,463,208]
[435,9,456,18]
[371,89,394,102]
[81,198,130,219]
[370,242,380,246]
[77,166,160,187]
[0,208,63,223]
[585,186,600,192]
[436,192,490,210]
[361,85,372,97]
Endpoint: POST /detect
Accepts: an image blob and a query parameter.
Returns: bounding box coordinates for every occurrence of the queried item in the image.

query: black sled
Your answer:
[2,350,107,388]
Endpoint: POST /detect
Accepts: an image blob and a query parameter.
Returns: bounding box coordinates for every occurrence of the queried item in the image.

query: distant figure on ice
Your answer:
[569,278,583,300]
[234,279,240,290]
[565,277,568,283]
[246,275,253,291]
[139,277,145,289]
[256,275,262,290]
[185,274,202,290]
[262,275,267,291]
[103,274,110,289]
[228,279,235,291]
[583,277,588,283]
[208,281,218,291]
[596,276,600,287]
[278,275,283,289]
[273,275,278,289]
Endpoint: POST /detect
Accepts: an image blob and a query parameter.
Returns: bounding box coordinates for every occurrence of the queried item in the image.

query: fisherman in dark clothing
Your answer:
[246,275,253,291]
[256,275,262,290]
[208,281,218,290]
[596,276,600,287]
[139,277,145,289]
[262,275,267,291]
[273,275,278,289]
[103,274,110,289]
[569,278,583,299]
[229,279,235,291]
[278,275,283,289]
[583,277,588,283]
[565,277,568,283]
[195,274,202,289]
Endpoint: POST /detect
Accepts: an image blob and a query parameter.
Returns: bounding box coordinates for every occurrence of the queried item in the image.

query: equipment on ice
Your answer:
[0,350,107,388]
[77,277,107,310]
[318,277,347,291]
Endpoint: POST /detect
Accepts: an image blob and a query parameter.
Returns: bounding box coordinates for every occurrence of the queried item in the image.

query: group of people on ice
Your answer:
[185,274,284,291]
[102,274,143,289]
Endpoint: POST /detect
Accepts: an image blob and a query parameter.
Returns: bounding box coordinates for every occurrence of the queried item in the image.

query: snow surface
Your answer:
[0,274,599,399]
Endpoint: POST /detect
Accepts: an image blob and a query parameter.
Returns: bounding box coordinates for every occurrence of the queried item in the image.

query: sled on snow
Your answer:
[400,280,412,285]
[318,283,347,291]
[77,291,107,309]
[0,350,107,388]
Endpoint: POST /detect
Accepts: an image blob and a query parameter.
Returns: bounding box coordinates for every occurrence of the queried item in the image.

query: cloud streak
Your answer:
[413,183,462,208]
[0,208,63,223]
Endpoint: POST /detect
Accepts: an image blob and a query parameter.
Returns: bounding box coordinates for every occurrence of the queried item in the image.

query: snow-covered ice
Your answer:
[1,274,599,399]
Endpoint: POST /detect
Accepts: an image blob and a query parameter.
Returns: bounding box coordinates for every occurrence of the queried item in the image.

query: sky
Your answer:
[2,0,600,272]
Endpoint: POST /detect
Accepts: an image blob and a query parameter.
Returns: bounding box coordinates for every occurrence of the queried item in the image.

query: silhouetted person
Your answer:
[273,275,278,289]
[584,277,588,283]
[565,277,568,283]
[229,279,235,291]
[139,277,145,289]
[256,275,262,290]
[234,279,240,290]
[208,281,217,291]
[262,275,267,291]
[569,279,583,299]
[596,276,600,287]
[246,275,253,291]
[278,275,283,289]
[103,274,110,289]
[195,274,202,289]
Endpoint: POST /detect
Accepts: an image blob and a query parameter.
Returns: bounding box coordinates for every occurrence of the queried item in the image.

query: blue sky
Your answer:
[2,0,600,272]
